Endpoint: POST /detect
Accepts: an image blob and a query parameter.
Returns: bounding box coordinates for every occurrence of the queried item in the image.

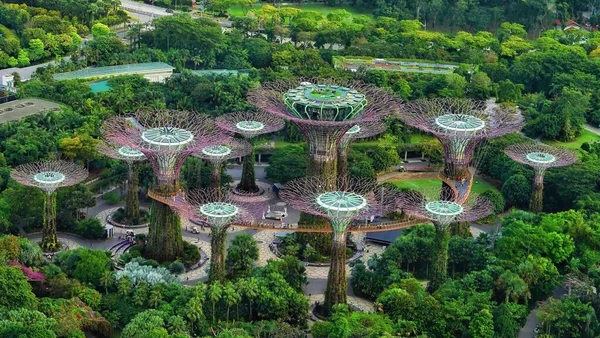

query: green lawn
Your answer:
[545,129,600,150]
[228,3,373,19]
[389,177,499,194]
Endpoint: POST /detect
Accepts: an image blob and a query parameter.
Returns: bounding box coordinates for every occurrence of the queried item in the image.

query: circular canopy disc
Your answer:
[141,127,194,149]
[346,125,361,135]
[199,202,238,219]
[34,171,66,185]
[284,84,368,120]
[526,151,556,164]
[201,145,232,157]
[425,200,464,217]
[435,114,485,133]
[236,120,265,133]
[316,191,367,215]
[117,146,145,160]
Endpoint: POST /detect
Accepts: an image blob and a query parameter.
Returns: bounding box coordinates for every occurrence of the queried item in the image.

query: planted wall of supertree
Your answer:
[216,111,285,194]
[192,136,253,190]
[279,176,396,314]
[398,188,493,291]
[399,99,523,197]
[101,110,219,262]
[504,143,577,213]
[181,188,258,283]
[11,160,88,252]
[337,121,386,181]
[97,141,146,219]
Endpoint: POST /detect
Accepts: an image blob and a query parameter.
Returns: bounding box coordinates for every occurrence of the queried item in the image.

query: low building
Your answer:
[53,62,175,82]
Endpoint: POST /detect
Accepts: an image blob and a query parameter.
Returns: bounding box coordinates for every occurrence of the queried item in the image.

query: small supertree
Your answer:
[248,78,400,185]
[11,160,88,252]
[192,136,253,190]
[102,109,220,262]
[216,111,285,194]
[182,188,257,283]
[400,99,523,195]
[504,143,577,213]
[279,176,396,314]
[97,141,146,219]
[398,188,493,290]
[337,121,386,180]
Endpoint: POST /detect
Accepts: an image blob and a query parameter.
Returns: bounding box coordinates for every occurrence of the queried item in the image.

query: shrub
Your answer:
[481,189,505,214]
[115,262,179,286]
[182,241,200,267]
[75,218,106,239]
[102,191,121,205]
[168,261,185,275]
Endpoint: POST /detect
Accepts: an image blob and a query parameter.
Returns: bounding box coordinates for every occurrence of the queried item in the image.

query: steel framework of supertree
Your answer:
[192,136,253,190]
[247,78,401,185]
[180,188,259,283]
[216,111,285,194]
[399,99,523,197]
[504,143,577,213]
[11,160,88,252]
[279,176,397,314]
[397,187,493,290]
[97,141,146,220]
[337,121,387,180]
[101,109,220,263]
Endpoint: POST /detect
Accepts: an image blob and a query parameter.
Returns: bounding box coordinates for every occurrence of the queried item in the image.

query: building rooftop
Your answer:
[0,98,61,123]
[54,62,175,81]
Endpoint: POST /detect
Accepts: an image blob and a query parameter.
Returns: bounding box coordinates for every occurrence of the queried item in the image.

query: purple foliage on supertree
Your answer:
[279,176,397,231]
[11,160,88,193]
[215,111,285,139]
[192,136,253,164]
[339,121,387,149]
[504,142,577,171]
[97,140,147,164]
[180,188,262,228]
[399,98,523,168]
[101,109,220,184]
[397,187,493,227]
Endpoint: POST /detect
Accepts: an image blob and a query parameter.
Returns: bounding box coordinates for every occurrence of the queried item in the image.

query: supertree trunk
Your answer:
[209,226,228,283]
[530,171,544,213]
[307,156,337,188]
[125,163,140,219]
[324,230,347,314]
[146,199,184,263]
[337,147,349,181]
[237,147,259,193]
[212,163,221,189]
[41,192,60,252]
[428,224,450,291]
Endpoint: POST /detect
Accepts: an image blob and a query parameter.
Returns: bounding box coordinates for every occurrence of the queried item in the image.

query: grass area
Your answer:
[388,176,499,194]
[470,178,498,194]
[545,129,600,150]
[409,134,436,144]
[228,3,373,19]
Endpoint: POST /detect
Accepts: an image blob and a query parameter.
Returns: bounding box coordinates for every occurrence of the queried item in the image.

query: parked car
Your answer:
[190,226,201,234]
[265,211,287,220]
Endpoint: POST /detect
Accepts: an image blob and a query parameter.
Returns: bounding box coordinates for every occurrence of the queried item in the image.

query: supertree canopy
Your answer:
[337,121,386,180]
[101,109,220,263]
[11,160,88,252]
[216,111,285,194]
[97,141,146,220]
[398,187,493,290]
[192,136,253,190]
[399,99,523,186]
[181,188,257,283]
[248,79,400,184]
[279,176,397,314]
[504,143,577,213]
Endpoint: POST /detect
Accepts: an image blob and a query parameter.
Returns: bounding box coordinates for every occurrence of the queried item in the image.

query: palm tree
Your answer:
[244,277,260,321]
[208,282,222,324]
[99,270,114,294]
[149,285,163,308]
[497,271,531,303]
[186,296,204,331]
[223,281,241,322]
[118,276,132,298]
[226,233,259,279]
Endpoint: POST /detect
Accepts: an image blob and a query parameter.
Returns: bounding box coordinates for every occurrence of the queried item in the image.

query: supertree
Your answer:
[337,121,386,180]
[181,188,258,283]
[11,160,88,252]
[248,78,400,185]
[504,143,577,213]
[101,109,220,262]
[399,99,523,197]
[279,176,397,314]
[398,188,493,290]
[192,136,253,190]
[216,111,285,194]
[97,141,146,220]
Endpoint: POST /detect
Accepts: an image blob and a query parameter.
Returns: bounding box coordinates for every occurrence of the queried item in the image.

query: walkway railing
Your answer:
[229,218,426,233]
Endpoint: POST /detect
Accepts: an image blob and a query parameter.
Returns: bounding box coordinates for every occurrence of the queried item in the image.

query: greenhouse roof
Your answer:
[192,69,247,76]
[53,62,174,81]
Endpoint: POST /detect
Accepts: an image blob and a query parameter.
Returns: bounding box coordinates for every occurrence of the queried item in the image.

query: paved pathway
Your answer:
[584,123,600,137]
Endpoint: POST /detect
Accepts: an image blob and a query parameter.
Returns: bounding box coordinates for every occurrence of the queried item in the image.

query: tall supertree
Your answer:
[216,111,285,194]
[181,188,257,283]
[337,121,386,180]
[102,109,219,262]
[399,99,523,197]
[97,141,146,219]
[504,143,577,213]
[192,136,253,190]
[248,79,400,185]
[11,160,88,252]
[398,188,493,290]
[279,176,396,314]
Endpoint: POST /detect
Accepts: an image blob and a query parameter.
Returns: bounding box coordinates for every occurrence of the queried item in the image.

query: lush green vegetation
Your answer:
[546,129,600,150]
